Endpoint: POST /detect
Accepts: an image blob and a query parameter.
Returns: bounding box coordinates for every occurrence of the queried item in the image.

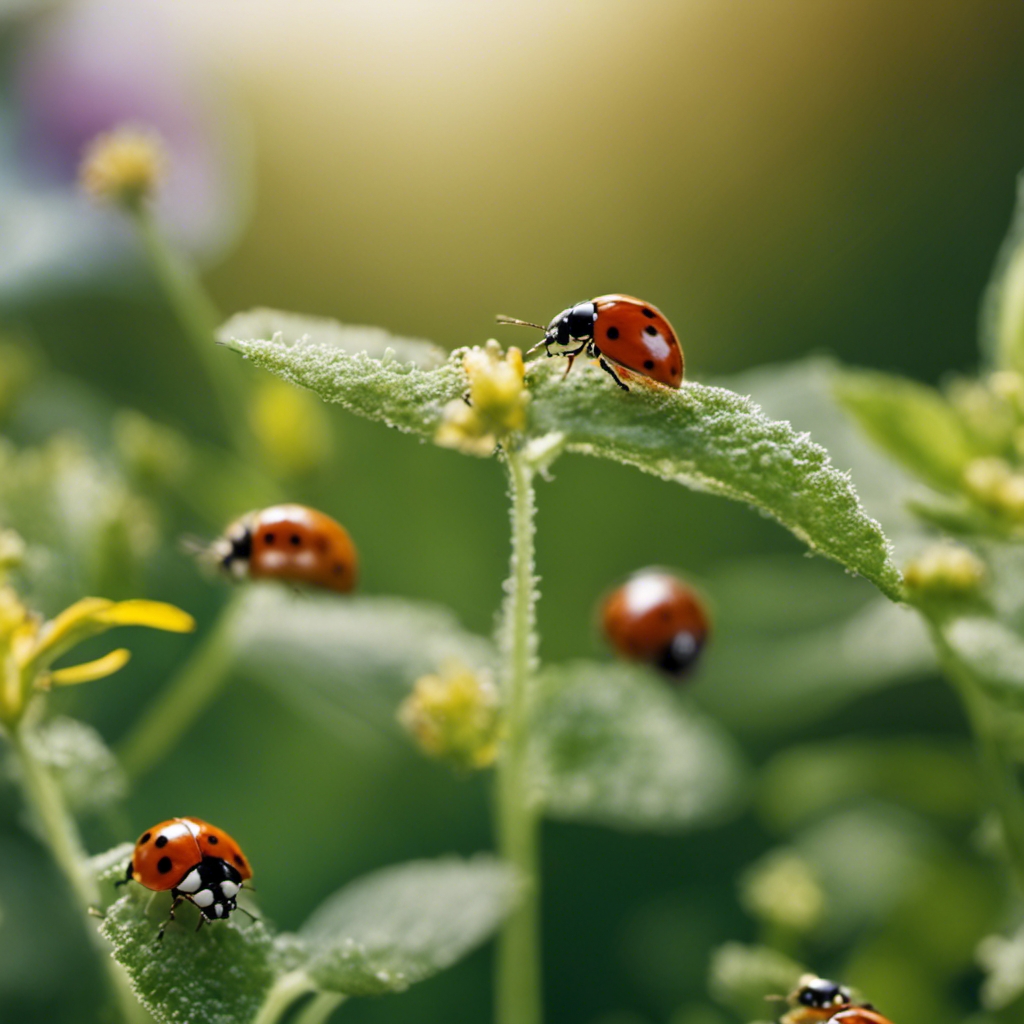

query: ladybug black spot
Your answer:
[207,835,219,845]
[606,326,619,340]
[234,855,245,866]
[264,532,276,544]
[641,307,656,318]
[155,834,169,848]
[644,359,655,370]
[157,856,173,874]
[644,325,658,336]
[315,536,330,552]
[670,363,679,375]
[140,832,152,844]
[290,534,302,546]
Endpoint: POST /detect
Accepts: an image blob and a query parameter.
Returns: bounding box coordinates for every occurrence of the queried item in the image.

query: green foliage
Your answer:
[295,857,520,996]
[528,662,745,831]
[834,369,978,493]
[221,312,902,599]
[981,172,1024,375]
[99,853,518,1023]
[938,614,1024,702]
[978,923,1024,1011]
[706,942,802,1021]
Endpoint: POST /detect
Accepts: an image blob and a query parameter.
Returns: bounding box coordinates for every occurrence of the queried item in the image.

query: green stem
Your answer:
[928,620,1024,893]
[118,594,242,780]
[251,970,320,1024]
[129,203,248,452]
[8,724,144,1023]
[292,992,347,1024]
[495,450,542,1024]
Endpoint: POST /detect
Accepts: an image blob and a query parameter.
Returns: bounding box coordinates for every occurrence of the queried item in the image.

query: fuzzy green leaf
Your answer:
[528,662,745,831]
[219,309,459,437]
[525,362,902,599]
[294,857,519,996]
[100,880,277,1024]
[833,368,977,493]
[228,588,494,729]
[981,173,1024,375]
[220,313,900,596]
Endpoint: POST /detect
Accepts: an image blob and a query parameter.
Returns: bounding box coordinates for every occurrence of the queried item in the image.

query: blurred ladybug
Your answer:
[118,817,253,939]
[210,504,358,593]
[599,569,710,678]
[497,294,683,390]
[825,1012,894,1024]
[779,975,868,1024]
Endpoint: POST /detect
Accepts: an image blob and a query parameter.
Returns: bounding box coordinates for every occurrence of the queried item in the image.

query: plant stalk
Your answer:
[495,449,542,1024]
[129,203,248,452]
[929,621,1024,893]
[251,969,320,1024]
[118,593,242,780]
[8,724,143,1023]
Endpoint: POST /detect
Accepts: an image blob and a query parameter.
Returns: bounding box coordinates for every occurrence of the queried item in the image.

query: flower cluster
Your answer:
[435,342,529,456]
[398,660,503,770]
[903,543,986,603]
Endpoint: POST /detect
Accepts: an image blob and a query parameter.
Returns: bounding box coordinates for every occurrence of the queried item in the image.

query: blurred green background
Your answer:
[3,1,1024,1022]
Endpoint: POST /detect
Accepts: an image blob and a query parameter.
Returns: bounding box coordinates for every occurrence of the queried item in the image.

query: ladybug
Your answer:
[117,817,254,939]
[211,504,358,593]
[825,1012,894,1024]
[497,294,683,391]
[779,975,867,1024]
[599,569,710,678]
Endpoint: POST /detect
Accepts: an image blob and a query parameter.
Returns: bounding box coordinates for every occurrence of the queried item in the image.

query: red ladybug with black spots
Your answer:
[118,817,253,939]
[497,294,683,390]
[211,504,358,593]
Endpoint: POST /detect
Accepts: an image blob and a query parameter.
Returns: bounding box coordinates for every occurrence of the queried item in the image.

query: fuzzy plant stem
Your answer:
[929,622,1024,893]
[250,970,323,1024]
[9,724,144,1023]
[118,593,242,781]
[495,449,542,1024]
[129,203,249,452]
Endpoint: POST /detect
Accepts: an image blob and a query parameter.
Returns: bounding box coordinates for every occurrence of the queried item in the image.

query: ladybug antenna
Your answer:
[495,314,546,331]
[179,534,209,558]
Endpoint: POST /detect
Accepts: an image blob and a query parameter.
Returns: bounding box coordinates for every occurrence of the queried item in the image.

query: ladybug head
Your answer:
[544,300,596,354]
[211,515,255,578]
[795,977,851,1009]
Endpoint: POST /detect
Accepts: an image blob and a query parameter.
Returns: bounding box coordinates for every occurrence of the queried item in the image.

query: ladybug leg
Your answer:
[561,354,577,379]
[156,895,184,942]
[235,904,260,923]
[114,863,133,888]
[597,356,630,391]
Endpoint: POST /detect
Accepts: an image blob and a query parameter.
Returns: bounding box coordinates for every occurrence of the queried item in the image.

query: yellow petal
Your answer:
[92,600,196,633]
[48,649,132,686]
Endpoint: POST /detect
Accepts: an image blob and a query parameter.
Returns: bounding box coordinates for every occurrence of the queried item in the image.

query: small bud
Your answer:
[964,457,1024,519]
[903,543,986,601]
[738,850,823,934]
[398,660,502,770]
[435,343,528,457]
[79,124,166,209]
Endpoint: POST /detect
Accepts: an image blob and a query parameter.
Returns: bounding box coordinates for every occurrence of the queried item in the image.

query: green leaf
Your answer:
[100,882,277,1024]
[939,613,1024,702]
[219,309,459,437]
[525,362,902,599]
[707,942,804,1020]
[981,172,1024,375]
[834,368,977,493]
[229,588,494,728]
[701,596,934,735]
[220,315,901,598]
[528,662,745,831]
[26,717,126,817]
[294,857,519,995]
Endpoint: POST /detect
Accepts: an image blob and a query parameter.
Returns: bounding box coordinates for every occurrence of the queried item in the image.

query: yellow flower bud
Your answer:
[398,660,502,770]
[435,343,529,457]
[738,850,824,934]
[963,457,1024,520]
[247,378,333,477]
[79,125,166,208]
[903,543,986,601]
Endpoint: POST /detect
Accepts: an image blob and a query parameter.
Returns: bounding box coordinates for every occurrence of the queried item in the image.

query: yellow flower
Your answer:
[903,543,986,602]
[398,660,502,770]
[79,125,166,208]
[435,342,529,457]
[0,592,195,727]
[964,457,1024,520]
